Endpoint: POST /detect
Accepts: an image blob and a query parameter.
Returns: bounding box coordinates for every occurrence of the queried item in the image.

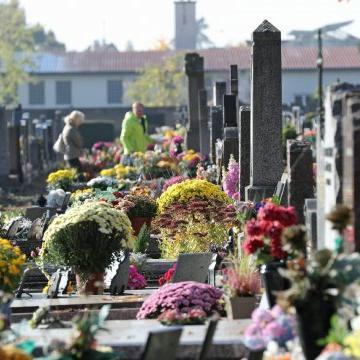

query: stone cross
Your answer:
[245,20,283,201]
[213,82,226,107]
[287,140,314,224]
[209,106,223,163]
[342,90,360,252]
[239,106,250,200]
[198,89,210,156]
[185,53,204,152]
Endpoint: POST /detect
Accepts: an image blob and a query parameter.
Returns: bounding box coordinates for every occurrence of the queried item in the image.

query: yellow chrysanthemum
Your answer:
[157,179,230,213]
[100,168,116,177]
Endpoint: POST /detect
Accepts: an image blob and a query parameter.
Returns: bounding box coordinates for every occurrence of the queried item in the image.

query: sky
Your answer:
[19,0,360,51]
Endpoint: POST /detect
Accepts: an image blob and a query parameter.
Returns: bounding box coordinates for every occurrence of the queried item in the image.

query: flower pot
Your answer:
[260,261,290,307]
[129,216,152,236]
[226,296,257,319]
[76,272,104,295]
[295,295,336,360]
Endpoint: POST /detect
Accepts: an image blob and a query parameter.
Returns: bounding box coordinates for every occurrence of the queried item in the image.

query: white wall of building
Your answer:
[18,73,136,109]
[282,69,360,104]
[17,68,360,110]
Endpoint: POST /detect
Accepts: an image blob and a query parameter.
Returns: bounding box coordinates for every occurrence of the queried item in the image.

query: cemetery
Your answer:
[0,1,360,359]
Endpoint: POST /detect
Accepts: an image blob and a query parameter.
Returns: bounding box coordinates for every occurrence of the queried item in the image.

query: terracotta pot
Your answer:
[129,216,152,236]
[225,296,257,319]
[76,272,104,295]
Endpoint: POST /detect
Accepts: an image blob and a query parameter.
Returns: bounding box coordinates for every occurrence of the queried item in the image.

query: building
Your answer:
[174,1,197,50]
[19,46,360,111]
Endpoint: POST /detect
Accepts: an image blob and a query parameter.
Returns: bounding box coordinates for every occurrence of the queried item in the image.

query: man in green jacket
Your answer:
[120,102,153,154]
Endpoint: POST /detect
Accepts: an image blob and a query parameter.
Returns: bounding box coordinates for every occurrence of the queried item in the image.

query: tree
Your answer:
[126,54,187,107]
[196,18,214,49]
[0,0,34,105]
[29,24,66,52]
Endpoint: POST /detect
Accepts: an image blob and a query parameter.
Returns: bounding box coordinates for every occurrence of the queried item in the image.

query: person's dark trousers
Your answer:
[67,158,82,172]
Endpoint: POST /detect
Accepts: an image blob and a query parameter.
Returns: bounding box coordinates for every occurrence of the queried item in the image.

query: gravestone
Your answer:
[245,20,283,201]
[0,107,10,181]
[172,253,213,284]
[209,106,223,163]
[287,140,314,224]
[198,319,219,360]
[223,95,237,127]
[304,199,317,250]
[223,127,239,168]
[105,252,130,295]
[198,89,210,156]
[342,90,360,252]
[47,269,71,299]
[25,206,56,222]
[230,65,239,97]
[8,106,23,183]
[141,328,182,360]
[239,106,250,200]
[213,82,226,107]
[185,53,204,152]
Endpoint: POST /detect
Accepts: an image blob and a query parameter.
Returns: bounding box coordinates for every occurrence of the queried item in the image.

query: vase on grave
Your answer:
[295,294,336,360]
[76,272,104,295]
[0,300,12,329]
[129,216,152,236]
[260,261,290,308]
[225,296,257,319]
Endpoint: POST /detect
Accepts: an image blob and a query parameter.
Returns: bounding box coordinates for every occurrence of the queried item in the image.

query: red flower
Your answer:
[243,237,264,255]
[246,219,263,237]
[158,264,177,286]
[266,221,284,241]
[277,207,297,227]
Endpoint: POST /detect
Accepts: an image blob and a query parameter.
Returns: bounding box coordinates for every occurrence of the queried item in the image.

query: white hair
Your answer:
[64,110,85,126]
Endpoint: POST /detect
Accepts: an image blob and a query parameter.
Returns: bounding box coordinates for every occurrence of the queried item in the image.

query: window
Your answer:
[29,81,45,105]
[56,81,71,105]
[107,80,123,104]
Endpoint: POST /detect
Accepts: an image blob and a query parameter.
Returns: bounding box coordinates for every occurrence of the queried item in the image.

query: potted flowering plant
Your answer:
[114,194,157,236]
[223,255,261,319]
[137,281,223,325]
[47,169,77,191]
[40,201,134,295]
[0,238,26,328]
[242,202,297,306]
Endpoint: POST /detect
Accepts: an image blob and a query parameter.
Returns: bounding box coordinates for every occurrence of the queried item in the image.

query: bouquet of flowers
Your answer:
[127,265,147,290]
[222,155,240,200]
[137,281,223,320]
[47,169,77,191]
[158,264,176,286]
[178,150,203,177]
[242,202,297,265]
[90,141,122,169]
[243,306,296,350]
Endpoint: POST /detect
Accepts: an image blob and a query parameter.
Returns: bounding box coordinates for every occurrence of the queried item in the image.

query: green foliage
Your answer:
[318,315,348,346]
[126,195,157,218]
[29,23,66,52]
[134,224,150,253]
[0,0,34,105]
[282,123,297,148]
[126,54,187,107]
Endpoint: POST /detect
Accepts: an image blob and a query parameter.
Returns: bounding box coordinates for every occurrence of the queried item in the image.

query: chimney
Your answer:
[174,1,197,50]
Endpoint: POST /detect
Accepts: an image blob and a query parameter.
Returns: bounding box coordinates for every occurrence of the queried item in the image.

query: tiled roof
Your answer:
[32,46,360,74]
